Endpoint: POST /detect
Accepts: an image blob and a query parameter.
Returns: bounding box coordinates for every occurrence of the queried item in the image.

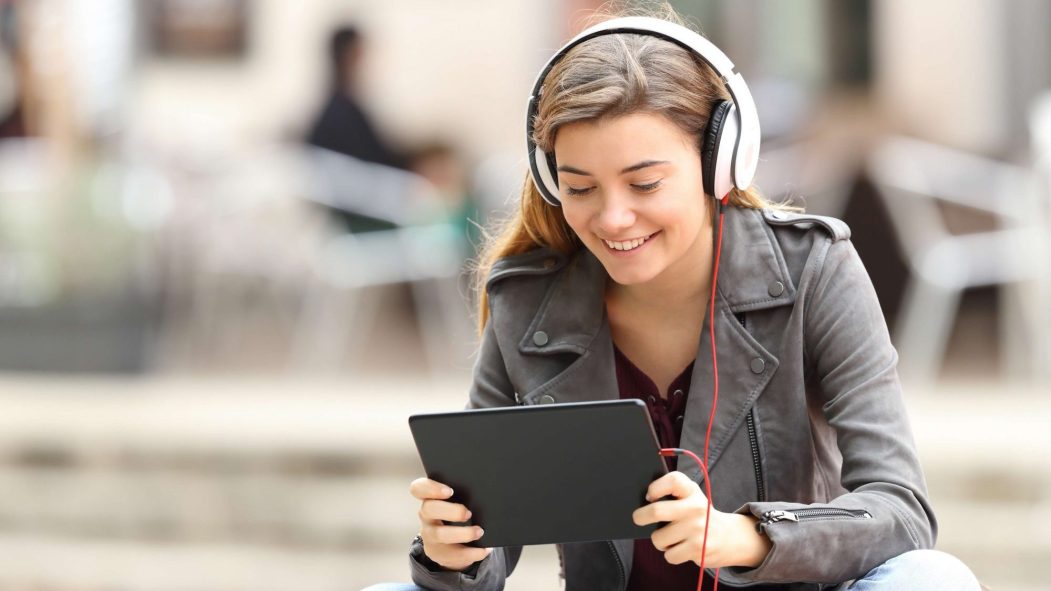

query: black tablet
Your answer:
[408,399,668,548]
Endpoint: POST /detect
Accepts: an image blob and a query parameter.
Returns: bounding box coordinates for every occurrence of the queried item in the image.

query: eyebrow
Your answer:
[556,160,670,176]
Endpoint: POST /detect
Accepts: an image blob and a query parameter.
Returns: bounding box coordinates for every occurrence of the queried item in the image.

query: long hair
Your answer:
[473,4,792,334]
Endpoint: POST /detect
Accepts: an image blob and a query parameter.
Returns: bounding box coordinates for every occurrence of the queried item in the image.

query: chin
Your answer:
[601,264,661,286]
[583,244,656,285]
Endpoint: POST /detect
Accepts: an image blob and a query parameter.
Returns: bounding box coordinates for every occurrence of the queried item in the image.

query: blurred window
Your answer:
[669,0,872,90]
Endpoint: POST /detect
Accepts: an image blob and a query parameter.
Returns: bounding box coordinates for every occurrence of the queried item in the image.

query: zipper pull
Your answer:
[756,510,799,533]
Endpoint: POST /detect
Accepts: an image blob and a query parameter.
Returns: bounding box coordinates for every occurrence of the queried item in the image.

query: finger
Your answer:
[426,523,486,546]
[649,517,697,552]
[663,537,704,566]
[420,499,472,523]
[634,497,694,527]
[643,472,679,501]
[420,539,493,569]
[461,546,495,564]
[647,471,700,502]
[410,478,455,501]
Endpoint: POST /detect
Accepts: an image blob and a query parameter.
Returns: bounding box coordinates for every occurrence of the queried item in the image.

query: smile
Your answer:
[603,232,657,252]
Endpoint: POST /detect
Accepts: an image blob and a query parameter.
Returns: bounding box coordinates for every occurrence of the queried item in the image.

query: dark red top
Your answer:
[614,344,714,591]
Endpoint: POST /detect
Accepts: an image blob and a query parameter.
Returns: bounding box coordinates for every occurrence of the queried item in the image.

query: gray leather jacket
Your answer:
[409,206,936,590]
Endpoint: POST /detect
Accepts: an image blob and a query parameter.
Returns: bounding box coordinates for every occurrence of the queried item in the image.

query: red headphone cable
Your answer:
[657,196,729,591]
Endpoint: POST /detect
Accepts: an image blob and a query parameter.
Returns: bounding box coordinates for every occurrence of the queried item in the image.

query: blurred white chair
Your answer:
[159,144,473,374]
[867,136,1047,386]
[303,146,444,226]
[1027,93,1051,383]
[161,144,324,368]
[291,148,473,374]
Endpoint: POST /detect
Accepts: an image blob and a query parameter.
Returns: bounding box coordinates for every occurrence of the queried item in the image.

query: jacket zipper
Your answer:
[737,313,767,504]
[606,541,625,589]
[756,508,872,533]
[745,409,766,502]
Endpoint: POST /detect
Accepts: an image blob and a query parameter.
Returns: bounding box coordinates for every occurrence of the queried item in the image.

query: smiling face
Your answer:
[553,112,713,289]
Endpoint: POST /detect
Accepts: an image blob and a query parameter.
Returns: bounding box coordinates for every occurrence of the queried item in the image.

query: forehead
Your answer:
[553,112,694,165]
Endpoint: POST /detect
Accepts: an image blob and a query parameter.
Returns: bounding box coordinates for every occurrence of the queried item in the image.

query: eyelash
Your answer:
[565,180,663,196]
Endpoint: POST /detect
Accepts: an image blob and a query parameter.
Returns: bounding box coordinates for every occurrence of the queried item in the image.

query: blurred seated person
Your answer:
[306,25,409,233]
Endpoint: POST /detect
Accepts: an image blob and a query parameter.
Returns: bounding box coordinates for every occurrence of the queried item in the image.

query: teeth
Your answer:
[604,234,652,251]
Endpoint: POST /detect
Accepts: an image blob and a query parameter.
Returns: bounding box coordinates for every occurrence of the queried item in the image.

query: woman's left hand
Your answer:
[631,471,771,569]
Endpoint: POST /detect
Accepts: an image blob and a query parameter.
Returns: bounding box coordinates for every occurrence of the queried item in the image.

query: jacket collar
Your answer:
[716,205,797,312]
[517,206,797,356]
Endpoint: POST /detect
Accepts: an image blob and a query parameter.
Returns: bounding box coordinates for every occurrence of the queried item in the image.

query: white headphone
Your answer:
[525,16,761,206]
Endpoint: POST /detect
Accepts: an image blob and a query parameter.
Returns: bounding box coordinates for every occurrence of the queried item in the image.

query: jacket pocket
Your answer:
[755,507,872,534]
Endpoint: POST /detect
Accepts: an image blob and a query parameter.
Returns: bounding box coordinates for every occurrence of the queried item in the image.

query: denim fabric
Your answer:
[836,549,981,591]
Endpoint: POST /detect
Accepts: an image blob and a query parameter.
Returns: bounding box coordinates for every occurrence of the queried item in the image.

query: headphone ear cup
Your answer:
[530,145,562,206]
[701,100,733,199]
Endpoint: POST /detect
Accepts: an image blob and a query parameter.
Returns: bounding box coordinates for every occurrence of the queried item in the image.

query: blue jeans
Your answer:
[362,549,981,590]
[833,549,981,590]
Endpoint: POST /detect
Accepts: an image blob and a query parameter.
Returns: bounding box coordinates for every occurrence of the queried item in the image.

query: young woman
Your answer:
[366,6,982,591]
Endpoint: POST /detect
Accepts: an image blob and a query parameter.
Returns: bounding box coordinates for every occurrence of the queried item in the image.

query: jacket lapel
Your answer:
[677,299,778,486]
[678,206,795,484]
[516,250,619,405]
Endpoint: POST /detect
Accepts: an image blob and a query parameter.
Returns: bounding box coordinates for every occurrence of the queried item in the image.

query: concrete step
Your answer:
[0,374,1045,590]
[0,534,561,591]
[0,468,421,549]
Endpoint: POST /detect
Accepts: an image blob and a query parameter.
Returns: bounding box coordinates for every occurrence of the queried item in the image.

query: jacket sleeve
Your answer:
[719,238,937,585]
[409,317,525,591]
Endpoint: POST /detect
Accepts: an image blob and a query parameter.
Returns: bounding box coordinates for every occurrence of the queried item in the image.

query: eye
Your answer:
[632,180,663,193]
[565,186,594,196]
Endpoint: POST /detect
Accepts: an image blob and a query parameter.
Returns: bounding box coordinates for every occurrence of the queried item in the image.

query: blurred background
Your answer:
[0,0,1048,589]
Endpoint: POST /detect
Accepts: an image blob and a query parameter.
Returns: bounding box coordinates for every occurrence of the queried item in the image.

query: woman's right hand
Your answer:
[410,477,493,571]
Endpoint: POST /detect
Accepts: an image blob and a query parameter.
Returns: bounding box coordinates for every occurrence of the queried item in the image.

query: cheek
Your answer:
[560,204,591,238]
[660,194,709,230]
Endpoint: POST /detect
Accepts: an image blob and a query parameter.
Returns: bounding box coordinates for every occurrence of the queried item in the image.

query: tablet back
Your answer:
[409,399,668,548]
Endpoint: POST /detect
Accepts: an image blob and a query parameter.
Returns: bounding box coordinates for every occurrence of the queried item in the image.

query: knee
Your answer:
[889,549,981,590]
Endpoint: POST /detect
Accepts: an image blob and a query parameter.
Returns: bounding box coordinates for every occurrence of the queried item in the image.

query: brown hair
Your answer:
[472,2,793,334]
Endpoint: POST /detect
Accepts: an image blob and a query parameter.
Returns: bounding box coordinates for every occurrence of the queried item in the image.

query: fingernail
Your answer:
[465,510,472,518]
[442,487,453,496]
[477,527,485,536]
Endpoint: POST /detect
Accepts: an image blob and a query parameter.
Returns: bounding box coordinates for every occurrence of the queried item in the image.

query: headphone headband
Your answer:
[526,16,761,206]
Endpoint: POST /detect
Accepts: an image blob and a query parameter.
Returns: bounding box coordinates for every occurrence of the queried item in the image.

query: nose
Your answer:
[595,194,637,236]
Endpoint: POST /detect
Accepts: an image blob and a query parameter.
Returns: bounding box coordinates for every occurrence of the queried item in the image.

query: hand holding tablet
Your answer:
[408,476,492,571]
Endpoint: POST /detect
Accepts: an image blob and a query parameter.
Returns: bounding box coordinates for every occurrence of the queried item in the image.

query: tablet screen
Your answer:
[409,399,668,547]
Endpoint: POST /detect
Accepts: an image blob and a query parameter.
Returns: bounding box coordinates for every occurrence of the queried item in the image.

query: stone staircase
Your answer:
[0,374,1044,590]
